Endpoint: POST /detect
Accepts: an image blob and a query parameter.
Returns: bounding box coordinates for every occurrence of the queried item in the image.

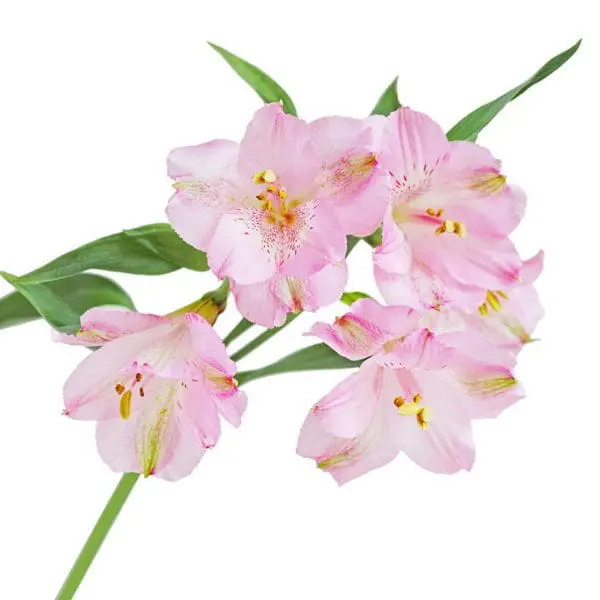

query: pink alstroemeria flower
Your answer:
[61,308,246,481]
[167,103,387,327]
[297,298,522,484]
[373,107,526,311]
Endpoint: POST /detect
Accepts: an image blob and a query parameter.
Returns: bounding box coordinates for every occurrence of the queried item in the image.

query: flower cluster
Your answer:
[62,103,542,483]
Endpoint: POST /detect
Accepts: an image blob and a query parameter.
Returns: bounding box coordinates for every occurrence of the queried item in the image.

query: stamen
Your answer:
[135,373,143,383]
[497,290,509,300]
[119,390,132,420]
[478,303,489,317]
[263,169,277,183]
[486,290,502,312]
[434,219,467,238]
[115,383,125,395]
[278,188,288,199]
[417,406,432,429]
[140,387,145,397]
[393,396,405,408]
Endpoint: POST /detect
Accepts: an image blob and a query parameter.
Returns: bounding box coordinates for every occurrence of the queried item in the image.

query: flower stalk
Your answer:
[55,473,140,600]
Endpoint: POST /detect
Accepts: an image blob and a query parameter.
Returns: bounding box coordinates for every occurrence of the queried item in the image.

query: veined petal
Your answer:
[64,323,173,420]
[378,329,454,370]
[96,379,206,481]
[57,308,166,346]
[310,360,382,438]
[238,104,320,198]
[380,108,449,178]
[310,116,389,237]
[231,261,348,328]
[279,204,346,277]
[167,139,240,251]
[458,359,525,419]
[373,211,412,276]
[391,368,475,474]
[297,377,402,485]
[308,298,416,361]
[207,212,277,285]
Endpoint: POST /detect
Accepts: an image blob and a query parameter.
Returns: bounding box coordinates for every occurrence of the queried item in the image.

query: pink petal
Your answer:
[392,369,476,474]
[279,204,346,277]
[308,298,417,361]
[166,139,240,251]
[380,107,449,178]
[373,211,412,276]
[232,261,348,328]
[64,323,173,420]
[207,212,277,285]
[297,383,402,485]
[185,313,236,376]
[238,104,320,198]
[458,359,525,419]
[57,308,166,346]
[310,116,389,237]
[311,361,382,438]
[379,329,454,370]
[215,390,247,428]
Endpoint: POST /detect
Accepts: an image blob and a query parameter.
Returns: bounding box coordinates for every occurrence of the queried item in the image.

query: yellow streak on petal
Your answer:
[471,172,507,194]
[119,390,132,420]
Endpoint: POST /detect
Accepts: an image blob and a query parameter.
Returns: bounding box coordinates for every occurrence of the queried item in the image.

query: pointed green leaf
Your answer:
[0,273,135,333]
[371,77,401,115]
[16,223,208,285]
[340,291,372,306]
[447,40,581,142]
[208,42,297,116]
[236,343,361,385]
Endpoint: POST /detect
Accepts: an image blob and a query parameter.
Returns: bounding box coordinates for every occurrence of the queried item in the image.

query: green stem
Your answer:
[55,473,140,600]
[223,318,253,347]
[231,312,300,362]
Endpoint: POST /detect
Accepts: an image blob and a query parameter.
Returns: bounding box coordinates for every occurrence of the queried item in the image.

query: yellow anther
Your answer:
[478,303,489,317]
[417,406,432,429]
[426,208,444,218]
[278,188,288,200]
[497,290,509,300]
[486,290,502,312]
[398,402,422,417]
[266,184,276,193]
[115,383,125,395]
[443,220,456,233]
[263,169,277,183]
[454,221,467,238]
[472,172,507,195]
[393,396,405,408]
[119,390,132,420]
[435,219,466,238]
[413,393,422,404]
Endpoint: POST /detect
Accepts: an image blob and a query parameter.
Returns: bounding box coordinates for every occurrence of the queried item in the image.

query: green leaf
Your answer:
[447,40,581,142]
[236,343,361,385]
[0,273,135,333]
[371,77,401,115]
[208,42,298,116]
[16,223,208,285]
[340,291,372,306]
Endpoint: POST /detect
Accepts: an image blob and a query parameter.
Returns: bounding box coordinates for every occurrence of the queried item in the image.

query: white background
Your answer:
[0,1,597,598]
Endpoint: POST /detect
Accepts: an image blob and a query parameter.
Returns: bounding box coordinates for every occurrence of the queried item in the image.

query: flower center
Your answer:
[115,372,144,420]
[253,169,299,229]
[394,393,431,429]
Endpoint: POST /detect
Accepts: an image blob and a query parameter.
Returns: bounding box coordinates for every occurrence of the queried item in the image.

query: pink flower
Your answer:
[166,104,387,326]
[373,107,526,311]
[61,308,246,481]
[298,298,523,484]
